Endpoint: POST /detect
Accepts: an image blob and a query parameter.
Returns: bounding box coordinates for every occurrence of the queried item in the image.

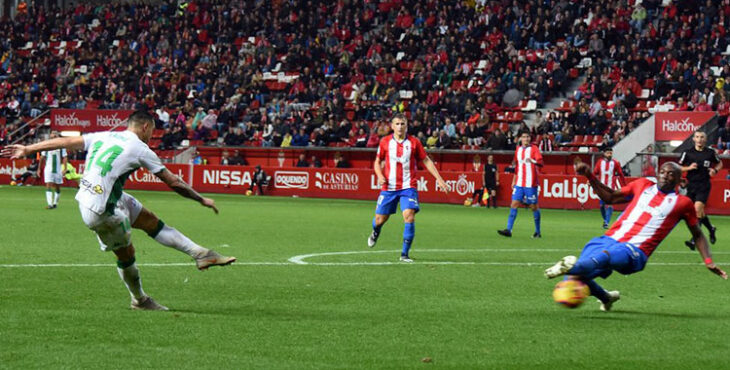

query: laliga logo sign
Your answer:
[542,178,599,204]
[97,113,125,127]
[55,112,91,127]
[274,171,309,189]
[661,117,698,133]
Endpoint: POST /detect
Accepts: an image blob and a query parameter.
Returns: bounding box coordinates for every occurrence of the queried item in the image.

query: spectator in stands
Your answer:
[296,153,310,167]
[612,100,629,122]
[291,128,310,147]
[437,130,452,149]
[281,132,293,148]
[262,121,274,147]
[485,128,507,150]
[192,150,204,165]
[426,131,439,149]
[641,144,658,179]
[354,128,368,147]
[504,130,517,150]
[156,108,171,128]
[538,134,554,152]
[465,123,483,147]
[588,97,602,119]
[718,119,730,153]
[229,150,248,166]
[334,152,350,168]
[223,127,243,146]
[310,155,322,168]
[220,150,231,166]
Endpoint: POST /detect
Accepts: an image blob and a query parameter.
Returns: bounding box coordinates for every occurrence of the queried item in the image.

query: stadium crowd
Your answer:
[1,0,730,153]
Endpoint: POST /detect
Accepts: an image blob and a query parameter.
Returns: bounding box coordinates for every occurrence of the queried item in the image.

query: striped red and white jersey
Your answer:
[605,178,698,257]
[377,134,428,191]
[593,158,626,190]
[513,144,543,188]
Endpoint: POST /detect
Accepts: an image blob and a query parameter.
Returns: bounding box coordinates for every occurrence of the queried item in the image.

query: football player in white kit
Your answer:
[39,132,67,209]
[2,111,236,311]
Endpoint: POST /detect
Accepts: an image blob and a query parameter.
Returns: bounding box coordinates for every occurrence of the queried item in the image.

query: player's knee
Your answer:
[402,210,415,223]
[132,208,160,233]
[114,245,136,262]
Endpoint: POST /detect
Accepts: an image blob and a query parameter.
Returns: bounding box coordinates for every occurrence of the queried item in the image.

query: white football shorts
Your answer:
[79,192,143,251]
[44,170,64,184]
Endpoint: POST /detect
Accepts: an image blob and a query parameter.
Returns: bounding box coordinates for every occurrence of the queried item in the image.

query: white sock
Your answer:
[154,224,208,258]
[117,263,146,302]
[53,191,60,205]
[45,190,53,206]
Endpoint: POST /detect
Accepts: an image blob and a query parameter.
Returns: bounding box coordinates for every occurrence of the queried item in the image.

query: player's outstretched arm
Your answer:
[156,168,219,214]
[373,156,386,187]
[1,137,84,158]
[423,156,448,192]
[576,162,627,204]
[689,223,728,279]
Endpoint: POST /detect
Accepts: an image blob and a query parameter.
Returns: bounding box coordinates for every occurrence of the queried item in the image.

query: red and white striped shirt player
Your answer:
[594,155,626,190]
[604,178,696,257]
[513,143,543,188]
[376,134,428,191]
[370,115,448,262]
[544,162,726,313]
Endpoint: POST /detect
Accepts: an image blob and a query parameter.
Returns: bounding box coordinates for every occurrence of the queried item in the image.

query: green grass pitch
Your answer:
[1,186,729,369]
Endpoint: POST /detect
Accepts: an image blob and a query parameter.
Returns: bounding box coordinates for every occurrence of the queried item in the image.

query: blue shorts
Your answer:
[578,236,648,279]
[375,188,420,215]
[511,186,538,205]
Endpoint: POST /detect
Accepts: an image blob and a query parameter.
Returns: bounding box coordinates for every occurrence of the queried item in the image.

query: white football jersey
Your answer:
[75,131,165,214]
[41,148,67,175]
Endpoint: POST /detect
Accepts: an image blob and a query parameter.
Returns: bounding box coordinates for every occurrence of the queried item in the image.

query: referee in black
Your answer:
[680,131,722,248]
[470,154,499,208]
[483,154,499,208]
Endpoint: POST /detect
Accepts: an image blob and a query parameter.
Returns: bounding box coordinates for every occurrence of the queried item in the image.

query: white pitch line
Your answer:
[286,248,730,265]
[2,248,726,268]
[0,262,291,268]
[0,261,720,268]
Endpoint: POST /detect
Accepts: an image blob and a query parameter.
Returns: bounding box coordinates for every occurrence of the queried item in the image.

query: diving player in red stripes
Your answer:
[594,147,626,228]
[498,132,543,238]
[367,114,448,262]
[545,161,727,311]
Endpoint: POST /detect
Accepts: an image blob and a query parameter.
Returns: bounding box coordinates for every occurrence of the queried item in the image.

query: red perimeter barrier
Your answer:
[2,159,729,215]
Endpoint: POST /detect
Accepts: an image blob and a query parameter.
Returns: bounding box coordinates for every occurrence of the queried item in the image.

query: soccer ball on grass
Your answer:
[10,181,17,186]
[552,279,589,308]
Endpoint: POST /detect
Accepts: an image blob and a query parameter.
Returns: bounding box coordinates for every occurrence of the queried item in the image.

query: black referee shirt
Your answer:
[484,164,497,187]
[679,147,720,184]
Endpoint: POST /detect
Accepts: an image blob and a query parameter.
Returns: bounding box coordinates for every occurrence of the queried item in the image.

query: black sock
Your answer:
[701,216,714,231]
